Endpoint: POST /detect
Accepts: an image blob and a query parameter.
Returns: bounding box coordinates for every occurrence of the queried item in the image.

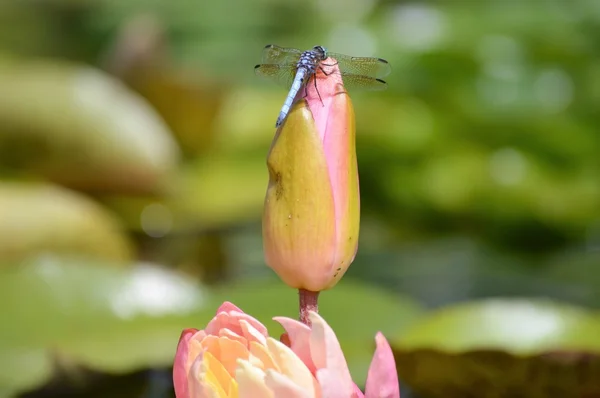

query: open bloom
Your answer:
[173,302,399,398]
[262,59,360,291]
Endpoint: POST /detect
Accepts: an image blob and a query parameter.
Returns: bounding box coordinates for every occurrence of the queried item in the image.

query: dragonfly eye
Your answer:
[312,45,327,59]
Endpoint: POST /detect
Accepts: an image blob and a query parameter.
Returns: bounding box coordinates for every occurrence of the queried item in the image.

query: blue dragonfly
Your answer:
[255,45,392,127]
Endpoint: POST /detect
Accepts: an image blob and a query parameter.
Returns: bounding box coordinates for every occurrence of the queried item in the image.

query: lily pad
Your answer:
[0,182,133,263]
[127,69,229,157]
[393,299,600,398]
[102,153,267,232]
[0,58,179,194]
[0,257,214,395]
[210,279,424,386]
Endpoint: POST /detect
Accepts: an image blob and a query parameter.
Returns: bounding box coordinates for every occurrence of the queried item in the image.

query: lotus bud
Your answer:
[262,58,360,292]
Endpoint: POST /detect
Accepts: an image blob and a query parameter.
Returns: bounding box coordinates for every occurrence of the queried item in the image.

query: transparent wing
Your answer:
[326,53,392,79]
[261,44,302,65]
[338,72,388,91]
[254,64,297,88]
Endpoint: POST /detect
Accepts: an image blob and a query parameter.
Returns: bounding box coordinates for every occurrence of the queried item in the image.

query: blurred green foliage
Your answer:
[0,0,599,397]
[393,299,600,398]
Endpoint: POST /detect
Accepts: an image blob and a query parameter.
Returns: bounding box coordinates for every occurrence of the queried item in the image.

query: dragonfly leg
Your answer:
[320,60,339,68]
[314,75,324,107]
[319,66,331,76]
[319,65,342,81]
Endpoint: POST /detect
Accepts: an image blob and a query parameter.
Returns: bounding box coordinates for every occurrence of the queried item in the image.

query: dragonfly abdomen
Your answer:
[275,67,309,127]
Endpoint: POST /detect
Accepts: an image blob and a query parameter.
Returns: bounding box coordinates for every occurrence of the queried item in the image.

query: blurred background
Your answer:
[1,0,599,397]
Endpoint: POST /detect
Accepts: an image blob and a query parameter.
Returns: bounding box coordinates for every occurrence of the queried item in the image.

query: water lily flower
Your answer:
[173,301,400,398]
[262,59,360,292]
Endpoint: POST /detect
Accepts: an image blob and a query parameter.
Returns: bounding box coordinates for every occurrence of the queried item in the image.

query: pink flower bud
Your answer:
[262,59,360,291]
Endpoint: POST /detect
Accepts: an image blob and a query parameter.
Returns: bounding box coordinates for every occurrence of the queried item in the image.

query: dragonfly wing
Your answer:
[261,44,302,65]
[254,64,297,88]
[326,52,392,79]
[339,72,388,91]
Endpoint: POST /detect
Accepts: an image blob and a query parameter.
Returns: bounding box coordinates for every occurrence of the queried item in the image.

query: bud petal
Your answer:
[364,332,400,398]
[173,328,198,398]
[262,59,360,291]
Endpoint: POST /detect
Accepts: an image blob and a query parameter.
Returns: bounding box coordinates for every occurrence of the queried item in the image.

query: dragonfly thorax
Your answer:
[296,47,327,75]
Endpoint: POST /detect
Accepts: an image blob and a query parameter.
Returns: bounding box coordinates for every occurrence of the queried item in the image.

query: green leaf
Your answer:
[0,59,179,194]
[393,299,600,398]
[0,182,133,263]
[0,257,214,394]
[102,154,267,233]
[396,299,600,353]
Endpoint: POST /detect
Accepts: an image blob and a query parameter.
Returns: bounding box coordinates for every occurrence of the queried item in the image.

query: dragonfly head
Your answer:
[312,45,328,60]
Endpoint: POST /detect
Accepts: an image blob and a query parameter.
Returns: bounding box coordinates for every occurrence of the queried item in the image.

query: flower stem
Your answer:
[299,289,320,326]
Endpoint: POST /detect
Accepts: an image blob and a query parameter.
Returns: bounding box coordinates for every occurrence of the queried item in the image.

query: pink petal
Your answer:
[205,309,268,338]
[305,58,344,143]
[240,319,268,346]
[304,58,360,288]
[219,328,246,346]
[316,368,353,398]
[364,333,400,398]
[308,312,354,396]
[216,301,244,314]
[352,383,365,398]
[173,328,198,398]
[273,316,316,372]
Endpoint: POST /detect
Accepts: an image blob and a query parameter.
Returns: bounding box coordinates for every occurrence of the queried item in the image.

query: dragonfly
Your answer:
[255,44,392,127]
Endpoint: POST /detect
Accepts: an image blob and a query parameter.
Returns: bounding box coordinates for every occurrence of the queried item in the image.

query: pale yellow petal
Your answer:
[203,351,235,396]
[201,336,250,377]
[200,372,227,398]
[265,369,315,398]
[218,337,251,376]
[229,378,239,398]
[188,353,205,398]
[188,338,205,370]
[235,359,273,398]
[250,341,280,372]
[248,353,265,369]
[266,338,318,393]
